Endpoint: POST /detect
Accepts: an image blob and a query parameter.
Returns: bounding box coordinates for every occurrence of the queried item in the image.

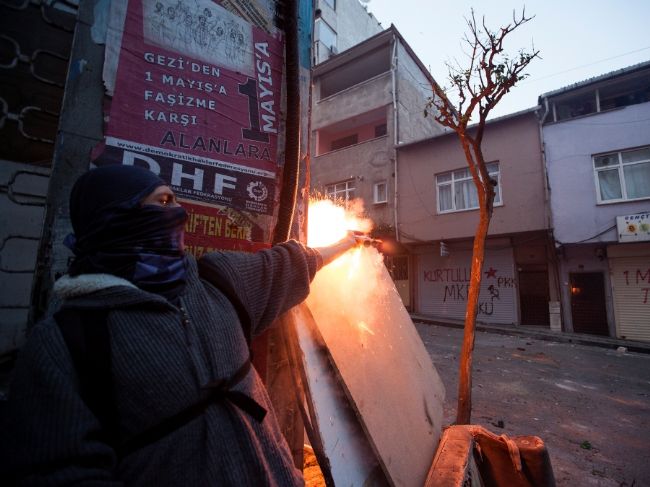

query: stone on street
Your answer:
[416,323,650,486]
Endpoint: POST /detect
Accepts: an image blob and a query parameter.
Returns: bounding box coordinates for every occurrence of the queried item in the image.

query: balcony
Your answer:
[313,72,392,129]
[315,106,388,156]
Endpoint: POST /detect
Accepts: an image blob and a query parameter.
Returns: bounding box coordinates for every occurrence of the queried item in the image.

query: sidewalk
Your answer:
[410,313,650,354]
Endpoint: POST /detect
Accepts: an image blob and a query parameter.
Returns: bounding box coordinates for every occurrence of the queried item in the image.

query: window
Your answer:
[315,18,337,50]
[599,75,650,111]
[374,123,387,137]
[330,133,358,151]
[325,180,355,205]
[385,255,409,281]
[436,163,501,213]
[593,147,650,203]
[554,92,597,121]
[549,72,650,123]
[319,46,391,98]
[374,181,388,204]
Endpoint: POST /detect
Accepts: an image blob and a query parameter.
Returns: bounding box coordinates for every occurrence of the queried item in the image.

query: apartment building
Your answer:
[309,26,444,305]
[540,61,650,341]
[312,0,382,65]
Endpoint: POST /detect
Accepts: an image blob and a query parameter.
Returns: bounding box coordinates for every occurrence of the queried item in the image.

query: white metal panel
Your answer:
[609,256,650,342]
[417,247,518,324]
[306,247,445,487]
[289,305,386,486]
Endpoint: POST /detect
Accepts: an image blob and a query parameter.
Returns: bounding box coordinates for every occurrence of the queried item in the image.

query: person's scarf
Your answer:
[65,164,189,300]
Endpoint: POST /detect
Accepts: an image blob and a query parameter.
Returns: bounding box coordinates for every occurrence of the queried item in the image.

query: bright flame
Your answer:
[307,244,386,338]
[307,199,372,247]
[306,198,385,337]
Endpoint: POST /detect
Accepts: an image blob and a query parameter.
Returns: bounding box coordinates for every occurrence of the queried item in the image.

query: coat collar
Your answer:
[52,256,198,309]
[54,273,137,300]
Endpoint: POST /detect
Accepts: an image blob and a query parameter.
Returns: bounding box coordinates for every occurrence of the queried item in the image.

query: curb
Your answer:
[410,314,650,355]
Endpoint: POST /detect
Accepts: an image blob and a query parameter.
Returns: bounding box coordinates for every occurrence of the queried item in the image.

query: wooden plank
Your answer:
[305,247,446,487]
[288,304,388,486]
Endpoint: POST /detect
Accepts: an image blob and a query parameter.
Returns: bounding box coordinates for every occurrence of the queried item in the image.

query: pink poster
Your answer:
[95,0,284,217]
[183,200,269,255]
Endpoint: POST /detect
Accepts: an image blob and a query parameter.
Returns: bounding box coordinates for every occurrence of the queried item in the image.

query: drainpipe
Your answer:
[537,97,563,331]
[538,97,551,229]
[391,34,400,243]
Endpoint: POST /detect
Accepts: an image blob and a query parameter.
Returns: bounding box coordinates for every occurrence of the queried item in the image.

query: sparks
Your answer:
[307,198,372,248]
[306,198,384,336]
[356,320,375,335]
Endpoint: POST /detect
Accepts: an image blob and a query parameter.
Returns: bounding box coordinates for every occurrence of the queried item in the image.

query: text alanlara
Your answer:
[160,131,271,161]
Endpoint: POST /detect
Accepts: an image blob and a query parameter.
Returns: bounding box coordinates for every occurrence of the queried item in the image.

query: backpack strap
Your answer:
[117,358,266,457]
[53,308,118,446]
[54,281,265,457]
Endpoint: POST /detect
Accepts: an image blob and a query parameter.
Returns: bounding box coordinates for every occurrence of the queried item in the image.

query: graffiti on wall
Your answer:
[423,266,516,316]
[622,268,650,304]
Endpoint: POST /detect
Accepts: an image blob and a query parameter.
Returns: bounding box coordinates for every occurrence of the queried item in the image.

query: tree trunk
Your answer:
[456,203,491,425]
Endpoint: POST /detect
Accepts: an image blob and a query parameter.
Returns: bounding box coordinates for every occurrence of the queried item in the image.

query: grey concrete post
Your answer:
[30,0,105,324]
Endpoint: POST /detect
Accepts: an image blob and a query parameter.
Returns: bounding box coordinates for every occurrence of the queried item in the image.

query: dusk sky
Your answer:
[363,0,650,118]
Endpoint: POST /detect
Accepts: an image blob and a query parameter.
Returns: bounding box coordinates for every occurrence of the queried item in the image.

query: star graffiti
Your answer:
[484,267,498,278]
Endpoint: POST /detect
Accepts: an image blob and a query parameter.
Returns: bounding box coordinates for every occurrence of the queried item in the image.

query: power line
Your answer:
[519,46,650,85]
[563,224,616,245]
[428,46,650,93]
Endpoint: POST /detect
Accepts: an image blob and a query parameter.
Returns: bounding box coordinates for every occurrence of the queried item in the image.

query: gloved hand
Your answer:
[350,230,382,248]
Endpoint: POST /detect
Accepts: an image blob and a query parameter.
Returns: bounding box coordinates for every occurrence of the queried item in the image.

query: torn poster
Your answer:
[95,0,285,251]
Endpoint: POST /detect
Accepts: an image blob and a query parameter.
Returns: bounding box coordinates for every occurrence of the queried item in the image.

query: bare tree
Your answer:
[425,9,539,425]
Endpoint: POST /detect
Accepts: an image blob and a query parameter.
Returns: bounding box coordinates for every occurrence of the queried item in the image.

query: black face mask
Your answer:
[67,204,189,300]
[66,165,192,300]
[71,204,187,257]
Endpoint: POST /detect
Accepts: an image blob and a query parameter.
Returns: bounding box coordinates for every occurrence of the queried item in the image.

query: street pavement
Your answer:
[415,322,650,487]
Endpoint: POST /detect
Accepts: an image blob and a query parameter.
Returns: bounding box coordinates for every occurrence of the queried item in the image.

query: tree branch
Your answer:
[424,8,539,425]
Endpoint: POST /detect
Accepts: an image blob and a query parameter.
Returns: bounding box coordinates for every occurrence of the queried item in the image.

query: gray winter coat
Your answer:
[1,241,321,486]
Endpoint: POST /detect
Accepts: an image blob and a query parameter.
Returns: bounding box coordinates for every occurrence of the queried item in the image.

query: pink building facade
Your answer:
[396,110,559,327]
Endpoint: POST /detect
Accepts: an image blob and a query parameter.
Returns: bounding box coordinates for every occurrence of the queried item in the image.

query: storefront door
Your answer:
[519,270,550,326]
[569,272,609,336]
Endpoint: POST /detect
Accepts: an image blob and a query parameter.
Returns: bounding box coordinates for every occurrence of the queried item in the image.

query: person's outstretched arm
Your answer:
[312,232,358,266]
[198,235,360,337]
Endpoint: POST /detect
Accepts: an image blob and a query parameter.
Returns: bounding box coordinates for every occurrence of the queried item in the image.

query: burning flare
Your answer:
[306,198,385,337]
[307,199,372,248]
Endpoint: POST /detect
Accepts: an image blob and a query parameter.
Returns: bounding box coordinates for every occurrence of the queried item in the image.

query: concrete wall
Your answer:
[310,48,394,229]
[310,29,447,233]
[310,135,394,227]
[543,101,650,244]
[312,72,392,129]
[395,41,444,144]
[397,112,547,241]
[315,0,382,59]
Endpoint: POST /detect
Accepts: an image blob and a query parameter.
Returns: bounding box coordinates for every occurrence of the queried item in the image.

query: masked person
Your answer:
[1,164,358,486]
